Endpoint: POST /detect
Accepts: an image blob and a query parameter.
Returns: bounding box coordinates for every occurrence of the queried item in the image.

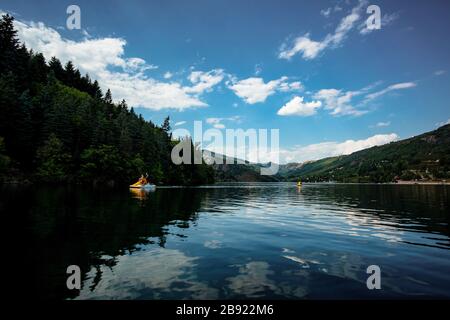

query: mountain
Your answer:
[204,151,279,182]
[210,124,450,183]
[279,124,450,183]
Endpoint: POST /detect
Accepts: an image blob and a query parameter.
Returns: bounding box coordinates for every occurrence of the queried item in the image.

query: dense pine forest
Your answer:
[0,14,214,185]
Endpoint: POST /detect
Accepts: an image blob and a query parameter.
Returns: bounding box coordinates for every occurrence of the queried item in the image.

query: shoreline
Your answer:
[298,181,450,186]
[390,180,450,185]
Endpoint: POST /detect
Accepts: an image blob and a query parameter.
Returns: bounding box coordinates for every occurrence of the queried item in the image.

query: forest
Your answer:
[0,14,214,186]
[280,124,450,183]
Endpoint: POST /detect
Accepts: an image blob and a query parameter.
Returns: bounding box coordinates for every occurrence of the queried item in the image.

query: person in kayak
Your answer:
[138,174,147,185]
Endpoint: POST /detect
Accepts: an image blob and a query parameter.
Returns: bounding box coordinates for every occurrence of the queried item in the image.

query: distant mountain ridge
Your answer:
[212,124,450,183]
[279,124,450,183]
[204,151,279,182]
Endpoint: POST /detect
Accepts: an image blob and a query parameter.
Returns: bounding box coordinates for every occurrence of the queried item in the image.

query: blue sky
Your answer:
[1,0,449,163]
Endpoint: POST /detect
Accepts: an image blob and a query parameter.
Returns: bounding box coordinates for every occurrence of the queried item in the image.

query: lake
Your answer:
[3,182,450,299]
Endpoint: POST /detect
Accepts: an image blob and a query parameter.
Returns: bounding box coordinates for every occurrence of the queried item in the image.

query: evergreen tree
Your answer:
[48,57,65,80]
[64,61,77,87]
[0,14,20,74]
[0,14,216,186]
[161,116,171,133]
[104,89,112,104]
[35,134,71,182]
[92,80,103,99]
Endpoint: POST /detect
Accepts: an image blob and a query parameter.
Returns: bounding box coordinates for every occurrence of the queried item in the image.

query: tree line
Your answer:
[0,14,214,185]
[282,124,450,183]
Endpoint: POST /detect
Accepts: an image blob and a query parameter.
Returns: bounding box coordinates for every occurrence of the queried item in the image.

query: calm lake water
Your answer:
[3,182,450,299]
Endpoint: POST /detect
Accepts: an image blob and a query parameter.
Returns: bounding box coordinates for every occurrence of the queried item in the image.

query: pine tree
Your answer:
[0,14,216,185]
[162,116,171,133]
[92,80,103,99]
[35,134,71,182]
[0,14,20,74]
[104,89,112,104]
[29,52,48,85]
[48,57,65,80]
[64,61,76,87]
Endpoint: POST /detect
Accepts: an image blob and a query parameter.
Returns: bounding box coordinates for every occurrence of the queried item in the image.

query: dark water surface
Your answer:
[3,183,450,299]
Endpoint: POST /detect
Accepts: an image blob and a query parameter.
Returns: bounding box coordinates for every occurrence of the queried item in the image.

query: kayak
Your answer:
[129,183,156,190]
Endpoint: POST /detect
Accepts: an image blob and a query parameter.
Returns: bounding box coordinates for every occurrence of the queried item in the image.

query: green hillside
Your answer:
[204,152,279,182]
[281,124,450,183]
[0,14,214,186]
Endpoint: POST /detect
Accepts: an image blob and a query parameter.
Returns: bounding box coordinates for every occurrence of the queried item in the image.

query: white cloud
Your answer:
[310,80,414,117]
[163,71,173,79]
[436,119,450,127]
[254,64,262,76]
[434,70,446,76]
[277,96,322,116]
[206,118,221,125]
[124,57,158,72]
[174,121,186,127]
[213,123,225,129]
[372,121,391,128]
[280,133,399,163]
[228,77,284,104]
[278,35,326,60]
[278,81,303,92]
[313,88,366,116]
[279,0,367,60]
[321,8,332,18]
[364,82,416,102]
[228,76,301,104]
[12,17,222,110]
[185,69,225,94]
[205,132,399,164]
[206,116,241,129]
[81,29,92,39]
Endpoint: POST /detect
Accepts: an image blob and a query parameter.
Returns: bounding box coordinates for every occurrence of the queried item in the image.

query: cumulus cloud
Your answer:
[12,17,222,110]
[228,76,302,104]
[313,88,366,116]
[280,133,399,163]
[279,0,367,60]
[278,81,303,92]
[277,96,322,116]
[206,116,241,129]
[185,69,225,94]
[163,71,173,79]
[278,35,326,60]
[364,82,416,102]
[309,80,415,117]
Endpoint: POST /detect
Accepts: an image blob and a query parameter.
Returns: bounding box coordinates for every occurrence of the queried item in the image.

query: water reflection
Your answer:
[78,248,219,300]
[129,187,155,201]
[2,183,449,299]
